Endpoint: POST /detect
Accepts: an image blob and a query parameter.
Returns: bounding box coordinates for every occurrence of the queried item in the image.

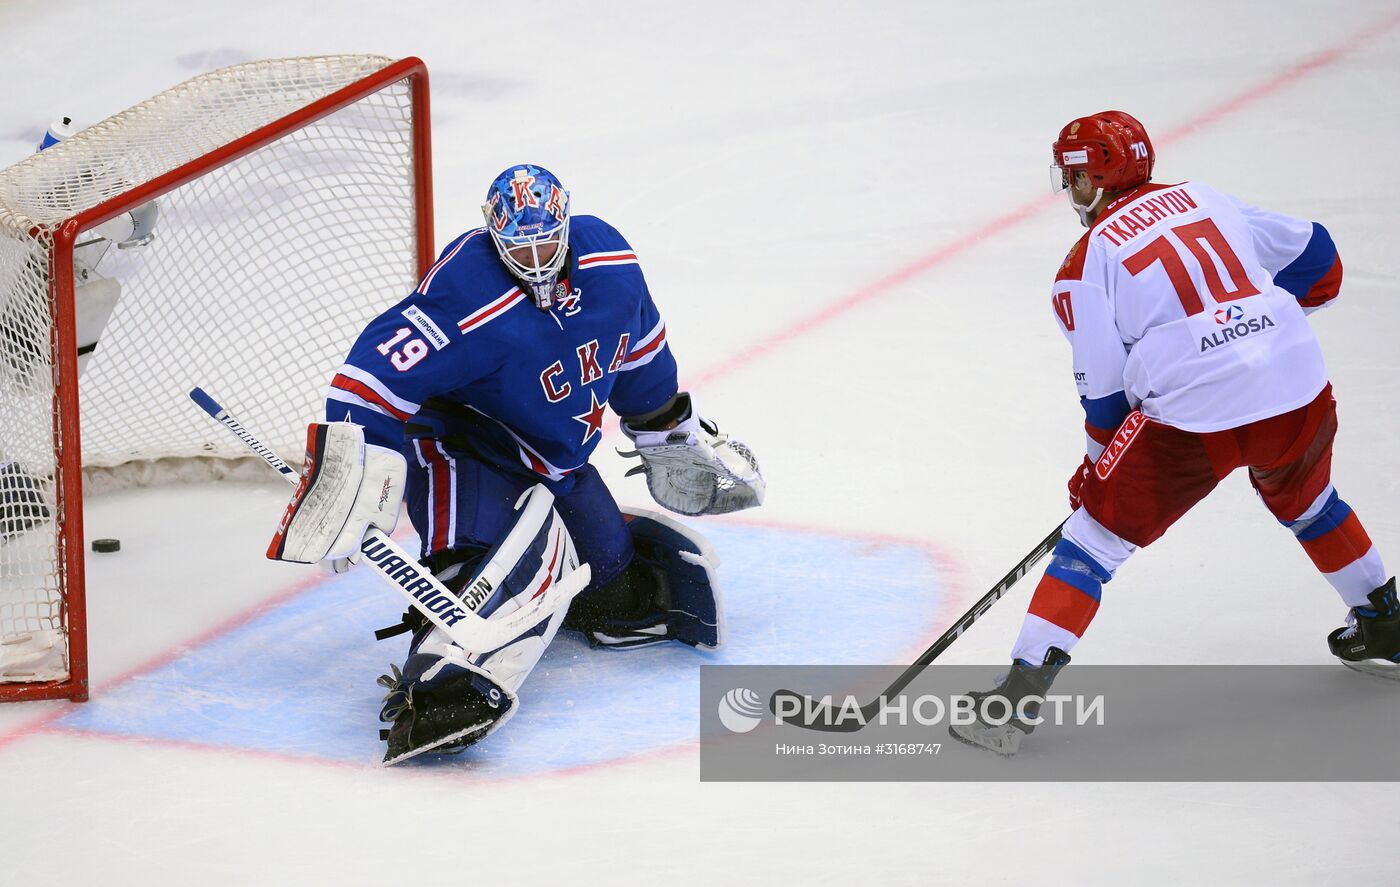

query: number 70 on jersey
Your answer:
[1053,216,1260,330]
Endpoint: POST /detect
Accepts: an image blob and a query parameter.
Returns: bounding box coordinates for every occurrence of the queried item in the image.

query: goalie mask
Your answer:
[482,164,571,308]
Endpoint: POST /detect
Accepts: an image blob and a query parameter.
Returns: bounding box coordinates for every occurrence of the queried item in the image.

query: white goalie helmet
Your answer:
[481,164,571,308]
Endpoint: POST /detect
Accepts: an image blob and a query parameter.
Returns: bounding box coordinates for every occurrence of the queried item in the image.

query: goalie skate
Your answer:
[377,663,508,766]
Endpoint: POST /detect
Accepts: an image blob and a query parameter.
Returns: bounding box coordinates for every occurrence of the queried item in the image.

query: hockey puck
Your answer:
[91,538,121,553]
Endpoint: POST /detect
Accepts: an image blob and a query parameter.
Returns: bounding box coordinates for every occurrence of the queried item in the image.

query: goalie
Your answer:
[269,163,764,764]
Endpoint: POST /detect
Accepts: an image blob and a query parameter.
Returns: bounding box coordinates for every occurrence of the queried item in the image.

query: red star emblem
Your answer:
[573,390,608,444]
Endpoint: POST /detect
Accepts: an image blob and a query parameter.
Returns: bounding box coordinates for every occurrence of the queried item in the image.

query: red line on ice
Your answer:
[0,518,956,784]
[684,8,1400,390]
[3,9,1394,774]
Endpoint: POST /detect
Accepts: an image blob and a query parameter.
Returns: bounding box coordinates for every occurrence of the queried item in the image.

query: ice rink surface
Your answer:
[1,1,1398,883]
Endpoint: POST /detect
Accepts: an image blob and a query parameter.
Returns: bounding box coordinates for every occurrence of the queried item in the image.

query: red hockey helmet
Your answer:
[1050,110,1154,195]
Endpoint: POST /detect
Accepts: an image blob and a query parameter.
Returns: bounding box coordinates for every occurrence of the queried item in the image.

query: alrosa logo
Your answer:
[1214,305,1244,325]
[1201,312,1276,353]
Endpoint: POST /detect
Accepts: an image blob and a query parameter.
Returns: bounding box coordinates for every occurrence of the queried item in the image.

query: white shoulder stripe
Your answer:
[328,387,398,420]
[619,348,665,372]
[632,318,665,351]
[458,287,526,333]
[417,229,485,296]
[577,249,639,269]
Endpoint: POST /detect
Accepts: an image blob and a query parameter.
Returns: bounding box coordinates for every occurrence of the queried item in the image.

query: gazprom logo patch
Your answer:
[402,305,450,351]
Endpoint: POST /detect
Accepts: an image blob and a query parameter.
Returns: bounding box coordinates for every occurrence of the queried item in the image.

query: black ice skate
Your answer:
[1328,578,1400,681]
[948,647,1071,756]
[0,462,49,539]
[376,662,511,766]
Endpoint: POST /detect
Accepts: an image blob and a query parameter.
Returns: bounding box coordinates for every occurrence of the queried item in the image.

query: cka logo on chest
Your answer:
[539,333,631,403]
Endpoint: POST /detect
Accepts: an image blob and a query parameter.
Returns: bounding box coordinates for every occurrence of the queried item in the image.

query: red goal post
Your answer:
[0,55,434,702]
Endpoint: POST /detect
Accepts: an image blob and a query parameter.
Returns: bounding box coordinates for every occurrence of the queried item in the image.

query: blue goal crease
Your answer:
[57,523,946,778]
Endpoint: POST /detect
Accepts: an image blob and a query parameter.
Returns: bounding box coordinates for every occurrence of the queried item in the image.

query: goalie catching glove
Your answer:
[619,392,764,516]
[268,422,407,571]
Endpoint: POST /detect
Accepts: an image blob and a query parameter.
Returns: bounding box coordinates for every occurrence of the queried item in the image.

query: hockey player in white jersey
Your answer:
[952,110,1396,756]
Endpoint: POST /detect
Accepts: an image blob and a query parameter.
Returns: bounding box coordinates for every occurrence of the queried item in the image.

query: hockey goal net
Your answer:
[0,55,433,701]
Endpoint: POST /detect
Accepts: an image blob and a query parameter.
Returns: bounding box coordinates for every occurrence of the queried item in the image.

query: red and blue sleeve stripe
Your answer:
[1081,390,1130,446]
[1274,222,1342,310]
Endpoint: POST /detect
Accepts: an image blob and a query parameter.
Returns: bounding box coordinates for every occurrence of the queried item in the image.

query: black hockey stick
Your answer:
[768,520,1067,732]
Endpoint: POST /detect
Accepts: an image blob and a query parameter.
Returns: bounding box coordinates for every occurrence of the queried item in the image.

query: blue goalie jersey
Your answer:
[326,215,679,481]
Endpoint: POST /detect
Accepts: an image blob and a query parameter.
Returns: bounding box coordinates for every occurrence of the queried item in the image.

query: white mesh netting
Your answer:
[0,55,426,684]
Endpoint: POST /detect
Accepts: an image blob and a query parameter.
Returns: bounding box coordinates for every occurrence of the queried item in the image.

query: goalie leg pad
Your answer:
[565,508,723,650]
[378,486,582,764]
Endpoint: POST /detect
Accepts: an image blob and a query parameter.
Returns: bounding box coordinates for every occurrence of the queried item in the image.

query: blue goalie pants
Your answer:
[404,437,634,592]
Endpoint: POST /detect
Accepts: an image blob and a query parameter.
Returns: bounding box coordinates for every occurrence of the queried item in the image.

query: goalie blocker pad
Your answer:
[268,422,406,564]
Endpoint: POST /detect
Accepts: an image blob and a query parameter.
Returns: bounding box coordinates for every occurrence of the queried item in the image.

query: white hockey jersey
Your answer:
[1051,181,1343,455]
